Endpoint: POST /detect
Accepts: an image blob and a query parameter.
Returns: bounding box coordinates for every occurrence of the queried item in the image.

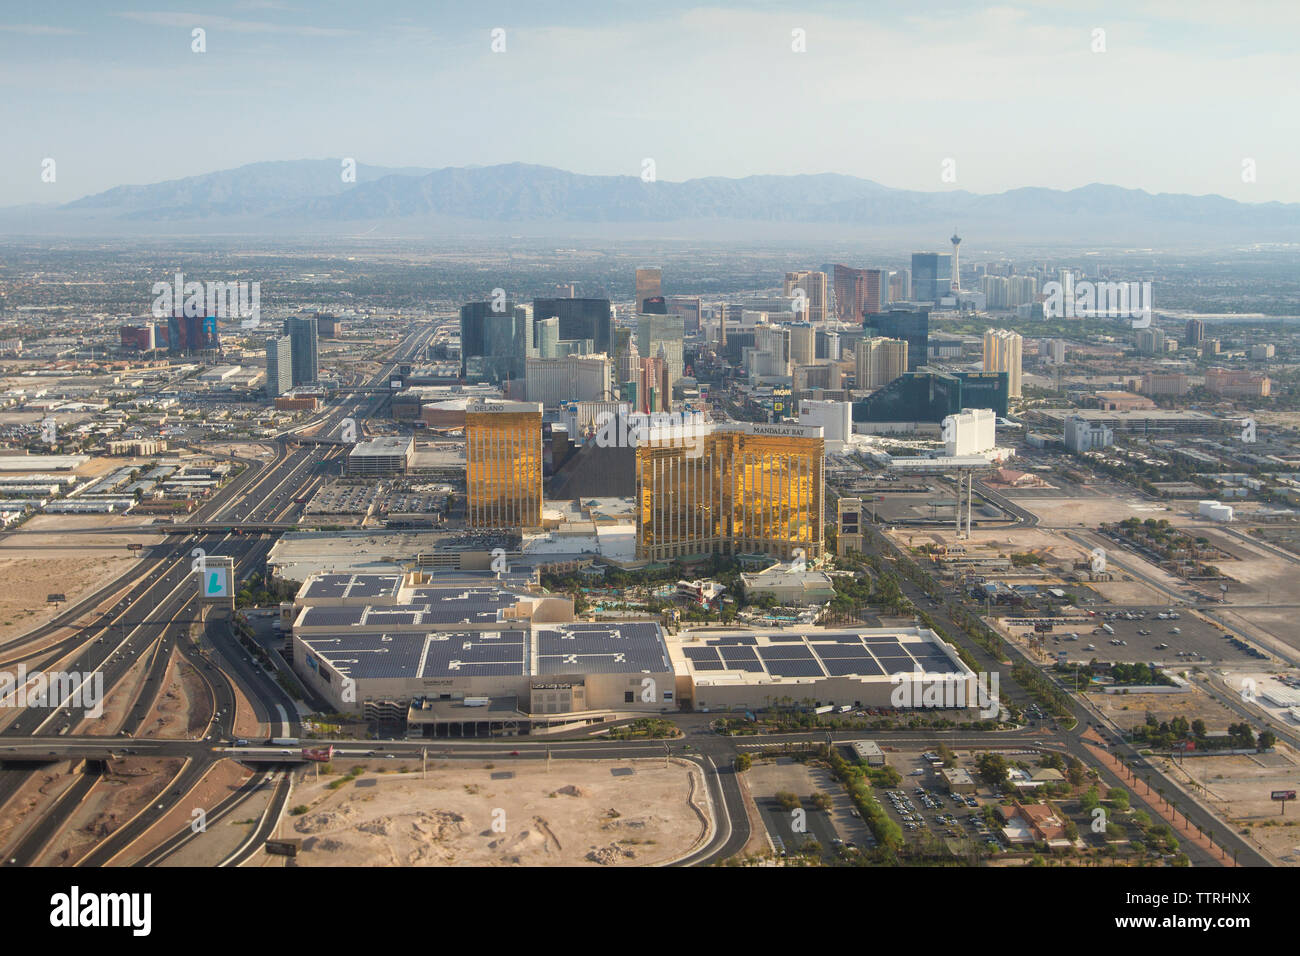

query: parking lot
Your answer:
[745,756,874,862]
[1008,604,1264,666]
[881,782,998,851]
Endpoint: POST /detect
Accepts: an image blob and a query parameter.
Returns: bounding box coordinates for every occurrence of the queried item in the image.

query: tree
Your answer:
[775,791,801,811]
[1080,786,1102,814]
[735,753,752,772]
[1258,730,1276,751]
[1107,787,1130,811]
[976,752,1010,787]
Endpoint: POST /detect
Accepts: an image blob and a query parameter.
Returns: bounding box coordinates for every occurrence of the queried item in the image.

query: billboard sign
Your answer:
[197,557,235,606]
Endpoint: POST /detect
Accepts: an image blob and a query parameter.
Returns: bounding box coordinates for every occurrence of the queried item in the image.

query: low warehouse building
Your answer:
[670,626,983,714]
[849,739,886,766]
[940,767,976,794]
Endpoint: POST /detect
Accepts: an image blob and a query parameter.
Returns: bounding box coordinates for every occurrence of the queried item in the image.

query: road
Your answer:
[0,324,436,866]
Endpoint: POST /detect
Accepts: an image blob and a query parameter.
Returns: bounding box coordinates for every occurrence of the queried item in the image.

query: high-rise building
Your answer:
[981,275,1010,310]
[1041,339,1067,365]
[120,325,155,351]
[1185,318,1205,348]
[635,268,662,313]
[265,335,292,398]
[460,300,532,384]
[167,314,217,355]
[788,322,816,367]
[783,271,829,323]
[316,313,342,338]
[834,265,884,320]
[889,269,911,302]
[745,324,791,380]
[853,370,1008,424]
[910,253,953,303]
[1135,327,1166,356]
[864,308,929,371]
[531,298,612,356]
[857,269,887,317]
[1008,275,1037,308]
[833,264,867,321]
[982,329,1023,398]
[627,354,671,413]
[1064,415,1114,453]
[636,421,824,561]
[534,316,560,359]
[636,313,684,399]
[856,337,909,389]
[525,355,610,408]
[667,295,703,334]
[1204,367,1271,398]
[284,315,319,386]
[465,401,543,529]
[1140,372,1191,397]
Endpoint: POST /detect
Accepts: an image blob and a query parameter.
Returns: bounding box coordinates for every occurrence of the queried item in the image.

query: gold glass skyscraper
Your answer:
[466,401,543,529]
[636,422,824,561]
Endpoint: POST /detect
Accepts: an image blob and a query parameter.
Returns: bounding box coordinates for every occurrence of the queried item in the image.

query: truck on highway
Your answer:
[1099,623,1115,636]
[838,704,853,713]
[266,737,299,747]
[813,705,834,715]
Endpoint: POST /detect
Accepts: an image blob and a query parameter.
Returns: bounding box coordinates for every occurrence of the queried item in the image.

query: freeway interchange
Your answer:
[0,325,433,866]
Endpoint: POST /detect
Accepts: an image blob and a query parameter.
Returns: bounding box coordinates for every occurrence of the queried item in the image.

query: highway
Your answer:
[0,323,436,866]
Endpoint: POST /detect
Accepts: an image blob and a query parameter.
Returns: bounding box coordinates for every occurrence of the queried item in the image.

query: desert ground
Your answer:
[0,513,161,645]
[271,757,709,866]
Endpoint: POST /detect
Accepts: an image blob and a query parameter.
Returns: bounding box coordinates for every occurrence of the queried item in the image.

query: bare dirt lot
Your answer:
[0,514,161,644]
[1152,745,1300,866]
[1007,492,1181,528]
[276,758,708,866]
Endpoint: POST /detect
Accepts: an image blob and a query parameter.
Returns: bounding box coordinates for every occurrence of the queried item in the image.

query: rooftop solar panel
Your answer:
[765,659,824,678]
[879,659,926,676]
[823,658,884,677]
[299,606,366,627]
[810,643,870,659]
[757,646,817,661]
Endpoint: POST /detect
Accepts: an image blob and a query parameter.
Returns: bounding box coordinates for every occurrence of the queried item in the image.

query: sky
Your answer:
[1,1,1297,207]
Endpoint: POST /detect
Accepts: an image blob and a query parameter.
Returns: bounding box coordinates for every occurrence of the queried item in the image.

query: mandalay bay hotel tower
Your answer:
[636,420,825,562]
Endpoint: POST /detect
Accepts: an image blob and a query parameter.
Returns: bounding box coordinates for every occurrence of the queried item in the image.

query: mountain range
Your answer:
[4,160,1297,242]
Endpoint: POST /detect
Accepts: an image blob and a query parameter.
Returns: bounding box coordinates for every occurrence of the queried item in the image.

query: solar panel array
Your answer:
[302,622,671,680]
[298,586,534,630]
[684,632,964,681]
[301,633,426,680]
[421,631,527,678]
[301,573,402,601]
[537,622,670,675]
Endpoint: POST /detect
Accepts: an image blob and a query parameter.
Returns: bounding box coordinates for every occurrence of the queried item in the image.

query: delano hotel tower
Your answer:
[465,401,543,529]
[636,421,824,561]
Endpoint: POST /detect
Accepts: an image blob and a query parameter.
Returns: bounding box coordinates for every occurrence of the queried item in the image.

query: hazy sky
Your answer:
[2,1,1297,206]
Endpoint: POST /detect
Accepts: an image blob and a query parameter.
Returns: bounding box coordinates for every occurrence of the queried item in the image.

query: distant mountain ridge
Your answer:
[9,160,1299,239]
